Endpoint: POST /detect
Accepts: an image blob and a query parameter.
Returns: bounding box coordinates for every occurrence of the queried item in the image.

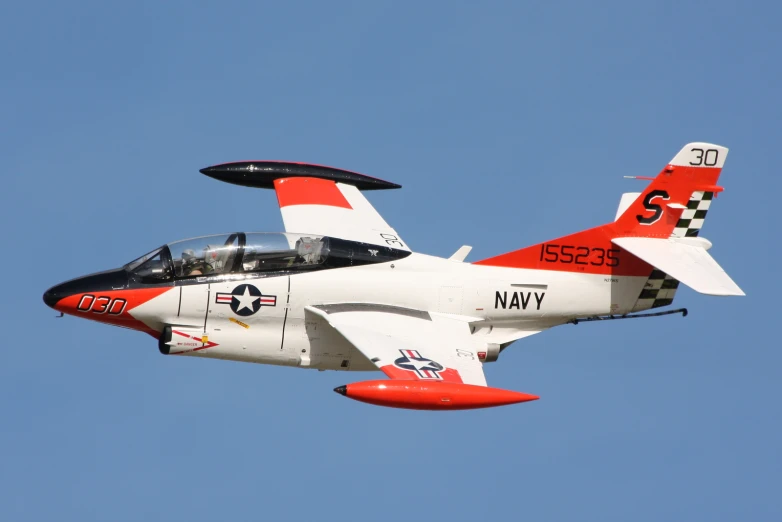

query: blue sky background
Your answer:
[2,1,780,520]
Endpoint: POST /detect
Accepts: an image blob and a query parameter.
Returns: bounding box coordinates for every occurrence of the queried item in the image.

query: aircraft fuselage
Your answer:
[45,247,651,372]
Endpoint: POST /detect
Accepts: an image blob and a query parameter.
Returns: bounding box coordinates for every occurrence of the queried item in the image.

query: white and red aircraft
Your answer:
[44,143,743,410]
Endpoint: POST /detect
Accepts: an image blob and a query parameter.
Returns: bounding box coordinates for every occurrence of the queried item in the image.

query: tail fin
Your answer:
[614,143,727,238]
[474,143,743,297]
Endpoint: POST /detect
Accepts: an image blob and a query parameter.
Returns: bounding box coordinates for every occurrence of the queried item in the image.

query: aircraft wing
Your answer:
[200,161,409,251]
[305,305,488,386]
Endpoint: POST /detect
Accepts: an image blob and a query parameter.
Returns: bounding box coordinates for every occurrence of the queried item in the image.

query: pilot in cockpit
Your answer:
[296,237,325,265]
[182,249,208,276]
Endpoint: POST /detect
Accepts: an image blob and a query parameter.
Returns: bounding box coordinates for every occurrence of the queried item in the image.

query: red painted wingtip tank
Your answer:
[333,380,539,410]
[45,145,743,409]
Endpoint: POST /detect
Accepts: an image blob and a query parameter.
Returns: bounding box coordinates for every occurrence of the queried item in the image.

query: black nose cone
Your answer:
[43,286,61,308]
[43,268,129,310]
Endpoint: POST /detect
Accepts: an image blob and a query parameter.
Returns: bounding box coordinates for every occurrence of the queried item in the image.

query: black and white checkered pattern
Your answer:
[630,190,715,311]
[632,269,680,311]
[671,191,713,238]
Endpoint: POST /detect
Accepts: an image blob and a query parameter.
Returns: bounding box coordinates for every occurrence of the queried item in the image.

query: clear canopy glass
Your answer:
[168,233,241,277]
[124,232,409,283]
[124,247,172,281]
[166,232,326,278]
[241,233,326,272]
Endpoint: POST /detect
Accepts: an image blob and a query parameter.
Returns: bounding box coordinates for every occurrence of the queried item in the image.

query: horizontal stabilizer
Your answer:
[612,237,744,296]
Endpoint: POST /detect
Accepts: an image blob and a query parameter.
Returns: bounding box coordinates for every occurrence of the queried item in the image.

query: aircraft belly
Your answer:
[169,321,299,366]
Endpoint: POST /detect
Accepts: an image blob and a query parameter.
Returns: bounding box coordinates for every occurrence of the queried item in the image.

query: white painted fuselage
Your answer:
[136,251,649,371]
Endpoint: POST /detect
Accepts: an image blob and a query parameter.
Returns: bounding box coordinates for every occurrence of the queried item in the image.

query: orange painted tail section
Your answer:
[474,143,728,278]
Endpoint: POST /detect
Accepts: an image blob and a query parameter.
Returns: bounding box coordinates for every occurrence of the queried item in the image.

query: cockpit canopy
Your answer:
[124,232,409,283]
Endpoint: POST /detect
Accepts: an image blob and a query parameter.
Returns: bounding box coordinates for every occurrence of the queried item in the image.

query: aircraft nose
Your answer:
[42,286,62,308]
[42,269,129,310]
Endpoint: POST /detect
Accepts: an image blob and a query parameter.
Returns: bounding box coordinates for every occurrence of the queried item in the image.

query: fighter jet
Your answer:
[43,143,743,410]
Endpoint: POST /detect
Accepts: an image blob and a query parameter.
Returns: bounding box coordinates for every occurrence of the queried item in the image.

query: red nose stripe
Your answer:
[55,287,172,337]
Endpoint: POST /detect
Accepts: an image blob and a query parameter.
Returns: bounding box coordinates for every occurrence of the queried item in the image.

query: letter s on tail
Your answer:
[614,143,727,238]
